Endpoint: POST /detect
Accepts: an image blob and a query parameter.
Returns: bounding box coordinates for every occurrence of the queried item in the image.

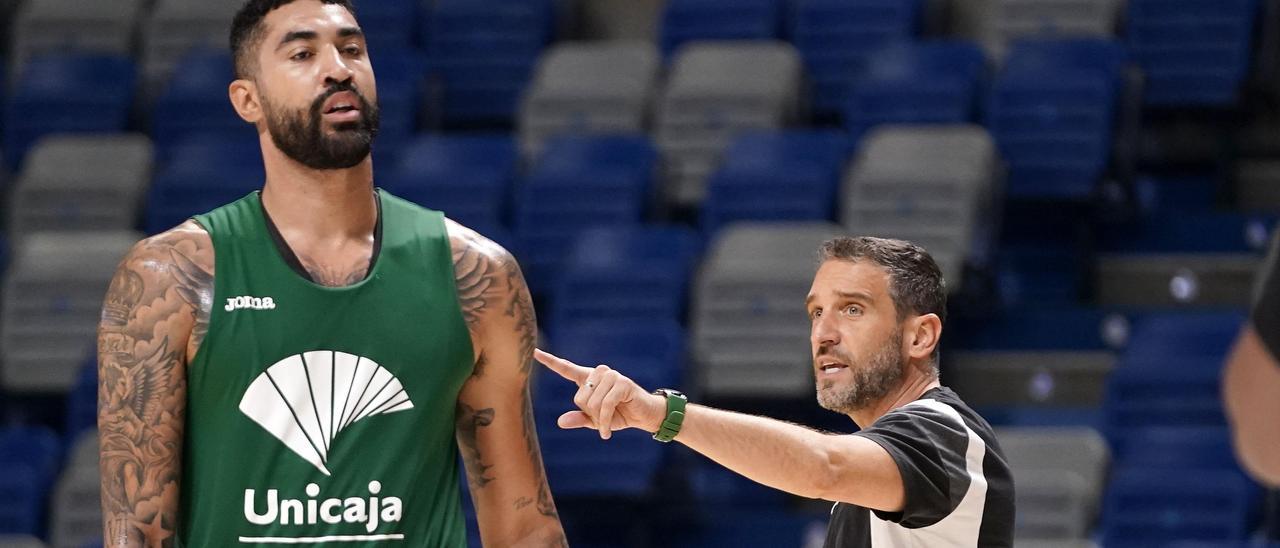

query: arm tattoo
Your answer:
[502,259,538,375]
[522,385,559,520]
[451,235,496,327]
[456,403,496,490]
[98,227,211,547]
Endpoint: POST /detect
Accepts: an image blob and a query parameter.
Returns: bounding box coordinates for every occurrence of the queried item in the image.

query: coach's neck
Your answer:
[259,140,377,241]
[850,362,942,429]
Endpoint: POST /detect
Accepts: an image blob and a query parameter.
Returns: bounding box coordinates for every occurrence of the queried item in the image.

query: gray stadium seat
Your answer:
[0,535,49,548]
[656,41,804,208]
[142,0,242,96]
[11,0,144,70]
[953,0,1120,58]
[2,231,140,392]
[841,125,1002,288]
[946,351,1115,409]
[519,42,660,158]
[1095,254,1261,307]
[51,431,102,548]
[1236,159,1280,211]
[692,222,845,397]
[9,134,154,236]
[996,427,1109,540]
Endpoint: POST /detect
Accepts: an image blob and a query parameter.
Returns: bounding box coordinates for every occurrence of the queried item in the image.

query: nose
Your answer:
[811,312,840,355]
[320,45,355,86]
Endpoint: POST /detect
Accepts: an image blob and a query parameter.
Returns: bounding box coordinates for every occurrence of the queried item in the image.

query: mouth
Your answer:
[817,361,849,376]
[321,91,361,121]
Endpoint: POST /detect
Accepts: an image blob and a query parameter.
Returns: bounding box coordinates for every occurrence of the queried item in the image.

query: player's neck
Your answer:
[849,368,942,429]
[259,148,377,242]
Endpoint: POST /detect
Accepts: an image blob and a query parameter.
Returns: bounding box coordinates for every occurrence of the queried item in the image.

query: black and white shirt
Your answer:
[1253,231,1280,360]
[823,387,1015,547]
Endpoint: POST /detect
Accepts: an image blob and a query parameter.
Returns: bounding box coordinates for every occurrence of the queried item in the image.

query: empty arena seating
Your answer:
[0,426,61,536]
[3,54,137,168]
[9,135,154,236]
[423,0,553,126]
[551,226,700,328]
[381,133,516,237]
[141,0,242,97]
[843,40,987,139]
[659,0,781,57]
[151,50,248,148]
[954,0,1120,58]
[657,41,804,209]
[998,427,1109,541]
[841,124,1001,287]
[789,0,922,118]
[145,136,263,233]
[1,232,139,392]
[518,42,660,157]
[514,134,657,294]
[11,0,143,71]
[1126,0,1260,106]
[702,130,850,236]
[987,38,1126,200]
[692,222,845,397]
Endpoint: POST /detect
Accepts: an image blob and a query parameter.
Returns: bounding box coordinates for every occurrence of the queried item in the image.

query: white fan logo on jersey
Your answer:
[239,351,414,476]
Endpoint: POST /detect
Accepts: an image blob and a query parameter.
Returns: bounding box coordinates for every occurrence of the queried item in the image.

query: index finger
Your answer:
[534,348,590,385]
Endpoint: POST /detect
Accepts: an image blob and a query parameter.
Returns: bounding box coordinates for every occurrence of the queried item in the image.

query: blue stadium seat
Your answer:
[423,0,552,126]
[380,133,516,236]
[660,0,781,57]
[4,54,136,168]
[65,356,97,441]
[0,467,40,535]
[949,306,1117,351]
[0,425,60,494]
[514,135,656,294]
[1102,469,1255,545]
[1105,360,1225,440]
[551,227,700,328]
[370,49,426,154]
[996,244,1087,306]
[1127,0,1259,106]
[1099,212,1275,254]
[1123,311,1246,360]
[548,319,687,386]
[986,38,1125,200]
[1113,426,1241,472]
[354,0,419,52]
[843,40,986,139]
[788,0,922,117]
[701,130,850,236]
[152,49,250,150]
[145,136,264,233]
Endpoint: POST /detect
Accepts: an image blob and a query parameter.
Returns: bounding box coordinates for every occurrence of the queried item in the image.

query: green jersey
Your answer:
[181,190,473,546]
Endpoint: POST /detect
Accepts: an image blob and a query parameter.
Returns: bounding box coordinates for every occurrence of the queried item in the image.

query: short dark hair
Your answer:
[817,236,948,326]
[230,0,357,79]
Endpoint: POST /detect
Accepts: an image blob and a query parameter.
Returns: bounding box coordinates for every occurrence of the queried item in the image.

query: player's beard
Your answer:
[262,83,380,170]
[816,329,906,414]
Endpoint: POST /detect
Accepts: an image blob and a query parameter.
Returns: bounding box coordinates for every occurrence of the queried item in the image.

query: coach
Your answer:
[537,236,1015,547]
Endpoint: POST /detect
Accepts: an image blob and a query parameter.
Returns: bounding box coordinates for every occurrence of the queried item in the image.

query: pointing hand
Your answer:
[533,349,665,440]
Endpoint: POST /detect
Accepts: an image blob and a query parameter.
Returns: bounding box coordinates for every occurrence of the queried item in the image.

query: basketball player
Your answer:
[538,237,1015,546]
[96,0,567,545]
[1225,230,1280,486]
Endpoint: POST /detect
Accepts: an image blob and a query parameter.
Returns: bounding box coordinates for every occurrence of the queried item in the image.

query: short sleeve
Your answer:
[1253,231,1280,360]
[853,402,972,529]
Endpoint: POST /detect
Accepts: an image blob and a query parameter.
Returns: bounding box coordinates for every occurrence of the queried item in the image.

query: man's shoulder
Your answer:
[125,221,214,276]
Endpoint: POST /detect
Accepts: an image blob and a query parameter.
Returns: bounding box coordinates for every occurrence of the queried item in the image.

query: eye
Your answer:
[343,45,363,56]
[843,305,862,316]
[809,308,822,321]
[291,50,313,61]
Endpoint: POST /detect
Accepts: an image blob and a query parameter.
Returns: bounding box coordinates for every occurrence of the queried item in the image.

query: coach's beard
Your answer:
[264,83,380,170]
[816,330,906,414]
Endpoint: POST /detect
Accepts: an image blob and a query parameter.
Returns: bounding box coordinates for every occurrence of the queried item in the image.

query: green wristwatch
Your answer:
[652,389,687,443]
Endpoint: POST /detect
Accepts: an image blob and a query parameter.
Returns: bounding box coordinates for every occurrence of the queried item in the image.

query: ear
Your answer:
[905,313,942,363]
[229,78,263,124]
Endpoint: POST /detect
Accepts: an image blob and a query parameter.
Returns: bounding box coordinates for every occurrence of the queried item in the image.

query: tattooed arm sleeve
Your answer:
[98,222,213,547]
[448,221,567,547]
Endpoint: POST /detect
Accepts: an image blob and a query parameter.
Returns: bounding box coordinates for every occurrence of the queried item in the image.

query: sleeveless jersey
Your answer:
[181,190,473,546]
